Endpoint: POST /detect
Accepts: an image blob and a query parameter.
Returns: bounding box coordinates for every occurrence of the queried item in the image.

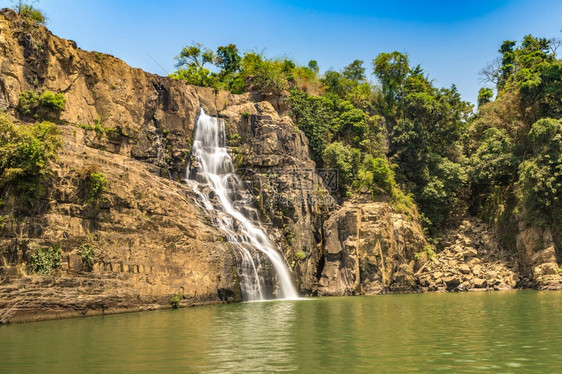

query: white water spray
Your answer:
[186,109,298,300]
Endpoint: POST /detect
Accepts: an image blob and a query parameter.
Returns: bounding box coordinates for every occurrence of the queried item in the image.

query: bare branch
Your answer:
[479,56,501,87]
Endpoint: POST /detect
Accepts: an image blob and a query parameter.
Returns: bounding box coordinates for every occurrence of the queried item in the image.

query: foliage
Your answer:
[295,251,306,261]
[170,293,184,309]
[288,89,333,158]
[372,51,410,114]
[80,244,94,271]
[469,128,518,193]
[492,35,561,121]
[414,244,436,261]
[172,43,321,94]
[11,0,46,24]
[322,141,359,193]
[477,88,494,107]
[372,51,472,229]
[0,114,62,207]
[353,155,417,217]
[79,165,108,203]
[30,244,61,275]
[343,60,366,82]
[216,44,241,75]
[469,35,561,234]
[517,118,562,221]
[17,90,66,118]
[308,60,319,73]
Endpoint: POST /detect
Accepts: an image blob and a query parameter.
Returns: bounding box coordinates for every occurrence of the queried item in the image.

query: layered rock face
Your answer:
[318,202,427,295]
[516,223,562,290]
[1,128,239,323]
[0,10,251,322]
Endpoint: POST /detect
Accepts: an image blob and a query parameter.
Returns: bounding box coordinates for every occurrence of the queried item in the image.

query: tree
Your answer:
[10,0,45,24]
[215,44,241,75]
[308,60,319,74]
[322,142,359,193]
[343,60,366,82]
[172,43,216,87]
[517,118,562,218]
[175,43,214,69]
[372,52,410,113]
[479,57,501,88]
[477,87,494,107]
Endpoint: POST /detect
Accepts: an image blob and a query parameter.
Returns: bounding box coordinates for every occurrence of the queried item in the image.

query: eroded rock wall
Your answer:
[317,202,427,295]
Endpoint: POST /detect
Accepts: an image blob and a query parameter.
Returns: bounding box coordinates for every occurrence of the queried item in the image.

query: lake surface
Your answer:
[1,291,561,373]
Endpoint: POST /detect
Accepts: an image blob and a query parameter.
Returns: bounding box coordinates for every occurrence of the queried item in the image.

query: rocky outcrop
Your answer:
[416,218,520,292]
[0,125,240,323]
[0,10,255,322]
[318,202,427,295]
[0,8,252,179]
[516,223,562,290]
[217,100,332,294]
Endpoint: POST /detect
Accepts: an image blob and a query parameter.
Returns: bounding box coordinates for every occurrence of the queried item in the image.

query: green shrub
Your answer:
[88,172,107,203]
[12,1,46,24]
[17,90,66,118]
[354,155,417,218]
[0,115,62,207]
[17,91,39,116]
[39,91,66,113]
[79,165,108,203]
[170,293,184,309]
[295,251,306,261]
[239,52,289,94]
[414,245,436,261]
[80,244,94,271]
[30,244,62,275]
[322,141,360,193]
[517,118,562,221]
[355,156,396,196]
[288,89,334,159]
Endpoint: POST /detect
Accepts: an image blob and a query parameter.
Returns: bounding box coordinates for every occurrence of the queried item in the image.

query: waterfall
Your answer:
[186,109,299,301]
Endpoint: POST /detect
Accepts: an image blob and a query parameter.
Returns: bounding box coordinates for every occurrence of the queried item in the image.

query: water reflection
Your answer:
[1,291,561,373]
[202,301,298,372]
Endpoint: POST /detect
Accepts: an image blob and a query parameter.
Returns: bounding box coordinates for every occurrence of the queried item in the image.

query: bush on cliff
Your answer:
[17,90,66,119]
[0,114,62,208]
[172,43,322,95]
[81,244,95,271]
[468,35,561,235]
[516,118,562,224]
[30,244,61,275]
[11,0,46,25]
[78,165,108,204]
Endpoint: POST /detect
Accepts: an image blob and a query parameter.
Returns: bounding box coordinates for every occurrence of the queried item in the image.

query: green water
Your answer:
[1,291,561,373]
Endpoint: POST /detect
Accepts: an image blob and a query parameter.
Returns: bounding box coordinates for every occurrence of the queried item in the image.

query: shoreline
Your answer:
[2,286,559,325]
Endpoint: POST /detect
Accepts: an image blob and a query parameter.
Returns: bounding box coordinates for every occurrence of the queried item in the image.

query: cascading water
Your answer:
[186,109,298,301]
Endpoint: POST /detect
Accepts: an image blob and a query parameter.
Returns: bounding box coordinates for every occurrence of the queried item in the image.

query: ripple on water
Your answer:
[0,291,561,373]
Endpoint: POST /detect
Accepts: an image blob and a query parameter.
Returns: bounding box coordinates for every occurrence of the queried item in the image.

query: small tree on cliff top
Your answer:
[10,0,46,24]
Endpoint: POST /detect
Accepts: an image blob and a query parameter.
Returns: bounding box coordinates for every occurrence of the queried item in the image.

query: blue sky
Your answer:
[9,0,562,104]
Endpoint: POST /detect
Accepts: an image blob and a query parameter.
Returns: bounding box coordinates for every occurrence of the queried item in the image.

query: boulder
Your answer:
[473,278,488,288]
[443,276,461,290]
[458,264,471,274]
[473,264,482,276]
[463,248,478,258]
